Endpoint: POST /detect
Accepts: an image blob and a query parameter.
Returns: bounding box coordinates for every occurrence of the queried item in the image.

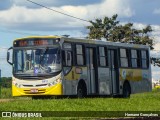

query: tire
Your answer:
[123,83,131,98]
[77,84,87,98]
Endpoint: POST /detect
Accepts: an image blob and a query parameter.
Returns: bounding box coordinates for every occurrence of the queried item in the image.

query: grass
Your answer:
[0,88,160,119]
[0,87,12,98]
[0,88,160,111]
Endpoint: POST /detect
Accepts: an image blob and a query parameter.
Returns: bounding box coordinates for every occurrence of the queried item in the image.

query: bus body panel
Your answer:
[119,68,152,94]
[63,66,87,95]
[12,73,63,96]
[98,67,111,95]
[12,83,62,96]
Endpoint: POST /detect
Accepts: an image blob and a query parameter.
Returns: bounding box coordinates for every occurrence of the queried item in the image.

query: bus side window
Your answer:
[141,50,148,68]
[62,50,72,66]
[131,49,138,68]
[120,48,128,67]
[137,50,141,68]
[62,43,72,66]
[98,47,107,66]
[76,44,84,65]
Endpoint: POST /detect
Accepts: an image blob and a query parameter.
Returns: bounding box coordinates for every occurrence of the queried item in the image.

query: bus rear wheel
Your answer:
[77,83,87,98]
[123,82,131,98]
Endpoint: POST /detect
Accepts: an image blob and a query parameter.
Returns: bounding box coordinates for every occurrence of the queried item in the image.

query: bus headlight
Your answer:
[48,77,62,87]
[55,77,62,83]
[48,83,53,87]
[14,83,22,88]
[18,84,22,88]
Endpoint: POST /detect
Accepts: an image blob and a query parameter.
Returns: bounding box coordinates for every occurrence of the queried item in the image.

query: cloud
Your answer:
[14,0,103,8]
[151,65,160,80]
[0,0,134,31]
[150,25,160,51]
[131,23,160,52]
[0,47,8,51]
[99,0,134,17]
[151,25,160,38]
[0,0,104,10]
[153,8,160,14]
[0,47,12,77]
[0,5,77,30]
[132,23,146,30]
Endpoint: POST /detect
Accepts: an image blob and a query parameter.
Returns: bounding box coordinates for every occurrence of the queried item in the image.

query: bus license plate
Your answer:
[30,89,38,93]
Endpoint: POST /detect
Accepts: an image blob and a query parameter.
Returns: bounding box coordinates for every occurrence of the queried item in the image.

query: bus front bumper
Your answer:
[12,83,63,97]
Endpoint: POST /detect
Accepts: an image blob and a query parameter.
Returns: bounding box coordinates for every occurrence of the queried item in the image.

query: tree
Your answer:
[87,14,119,40]
[86,15,154,49]
[151,57,160,67]
[1,77,12,88]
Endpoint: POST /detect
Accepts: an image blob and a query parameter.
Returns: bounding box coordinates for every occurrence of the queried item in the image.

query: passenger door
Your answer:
[86,47,98,94]
[108,49,119,95]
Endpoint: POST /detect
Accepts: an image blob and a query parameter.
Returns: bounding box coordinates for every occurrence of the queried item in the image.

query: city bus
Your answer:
[7,36,152,98]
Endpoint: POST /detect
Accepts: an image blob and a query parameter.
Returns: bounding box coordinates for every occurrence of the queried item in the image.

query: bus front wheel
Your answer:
[77,83,87,98]
[123,82,131,98]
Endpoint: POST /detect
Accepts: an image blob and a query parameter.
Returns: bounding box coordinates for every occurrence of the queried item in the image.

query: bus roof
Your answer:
[14,35,60,41]
[14,35,150,49]
[63,37,150,49]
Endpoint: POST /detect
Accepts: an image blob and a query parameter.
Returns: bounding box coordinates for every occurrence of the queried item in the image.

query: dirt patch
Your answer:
[0,99,14,102]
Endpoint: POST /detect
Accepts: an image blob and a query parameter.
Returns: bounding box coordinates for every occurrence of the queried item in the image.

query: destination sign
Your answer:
[14,38,60,47]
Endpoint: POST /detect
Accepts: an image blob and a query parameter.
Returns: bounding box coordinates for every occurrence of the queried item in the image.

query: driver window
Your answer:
[66,51,72,66]
[62,43,72,66]
[62,51,72,66]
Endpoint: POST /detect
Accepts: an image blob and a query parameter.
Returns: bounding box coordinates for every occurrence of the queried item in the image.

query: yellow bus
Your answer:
[7,36,152,98]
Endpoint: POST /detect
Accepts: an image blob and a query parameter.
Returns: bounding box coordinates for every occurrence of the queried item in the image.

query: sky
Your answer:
[0,0,160,80]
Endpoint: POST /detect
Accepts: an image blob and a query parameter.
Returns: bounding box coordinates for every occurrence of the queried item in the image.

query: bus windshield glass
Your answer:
[13,46,61,75]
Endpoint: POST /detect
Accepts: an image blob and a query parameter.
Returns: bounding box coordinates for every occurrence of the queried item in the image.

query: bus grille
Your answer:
[23,89,46,94]
[23,84,47,87]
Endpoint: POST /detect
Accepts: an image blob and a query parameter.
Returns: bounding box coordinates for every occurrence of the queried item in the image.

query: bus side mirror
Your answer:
[7,47,13,65]
[7,52,10,61]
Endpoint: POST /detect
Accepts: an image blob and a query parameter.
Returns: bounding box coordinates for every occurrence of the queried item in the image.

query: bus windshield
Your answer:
[13,46,61,75]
